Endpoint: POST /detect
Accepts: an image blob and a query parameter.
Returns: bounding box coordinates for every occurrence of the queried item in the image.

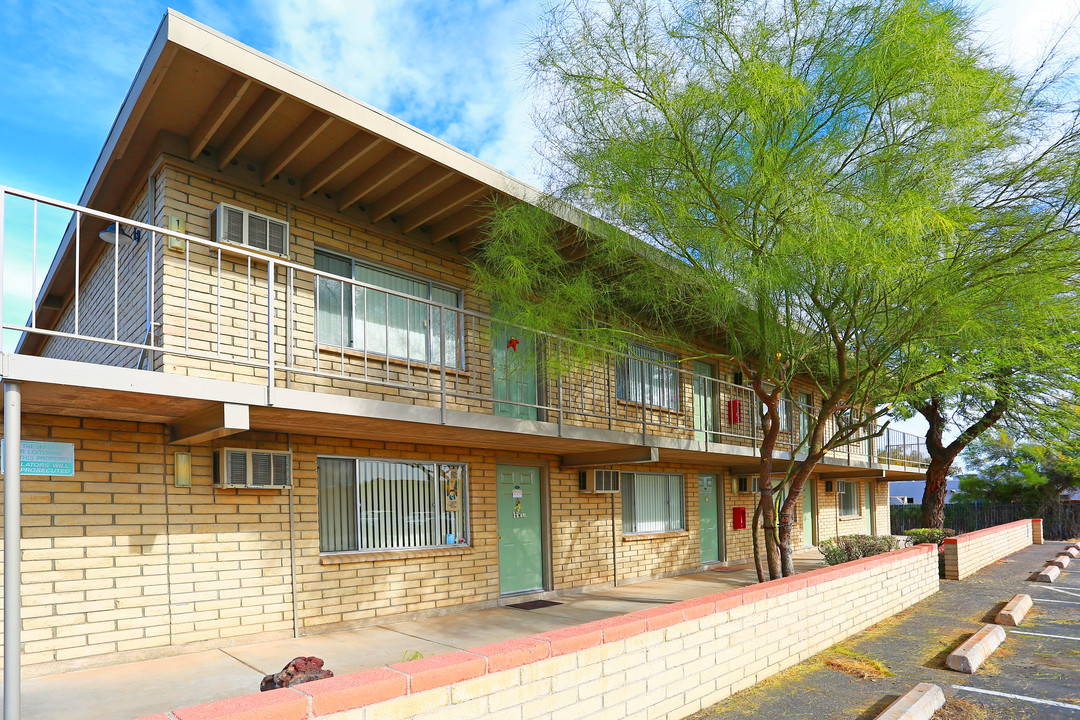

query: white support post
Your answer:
[4,380,22,720]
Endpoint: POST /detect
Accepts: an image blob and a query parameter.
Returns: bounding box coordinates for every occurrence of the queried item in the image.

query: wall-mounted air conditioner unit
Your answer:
[579,469,620,494]
[214,448,292,489]
[210,202,289,257]
[733,476,760,494]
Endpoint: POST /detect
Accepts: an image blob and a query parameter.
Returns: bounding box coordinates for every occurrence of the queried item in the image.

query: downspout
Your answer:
[287,433,299,638]
[610,489,618,587]
[4,381,22,720]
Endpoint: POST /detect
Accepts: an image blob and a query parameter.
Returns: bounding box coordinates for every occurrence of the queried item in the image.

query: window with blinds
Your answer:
[616,344,680,410]
[314,249,461,366]
[317,457,468,553]
[838,480,859,517]
[621,472,685,534]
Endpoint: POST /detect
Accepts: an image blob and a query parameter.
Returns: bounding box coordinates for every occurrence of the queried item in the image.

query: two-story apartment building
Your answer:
[0,11,928,678]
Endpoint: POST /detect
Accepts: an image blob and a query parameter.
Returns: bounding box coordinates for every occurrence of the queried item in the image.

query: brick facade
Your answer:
[0,411,890,676]
[151,544,941,720]
[14,156,899,677]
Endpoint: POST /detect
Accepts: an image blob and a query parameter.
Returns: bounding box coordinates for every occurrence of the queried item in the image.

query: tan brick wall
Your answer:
[816,478,887,542]
[149,160,838,454]
[186,544,939,720]
[943,520,1034,580]
[40,186,162,368]
[1,414,770,676]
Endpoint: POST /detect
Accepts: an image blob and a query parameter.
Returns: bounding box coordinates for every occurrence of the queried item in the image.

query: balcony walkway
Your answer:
[13,551,827,720]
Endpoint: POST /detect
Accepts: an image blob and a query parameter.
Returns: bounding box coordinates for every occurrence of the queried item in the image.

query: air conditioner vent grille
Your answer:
[579,469,621,494]
[215,448,292,489]
[211,203,289,257]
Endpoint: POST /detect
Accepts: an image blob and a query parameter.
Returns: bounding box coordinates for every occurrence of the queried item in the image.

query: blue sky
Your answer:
[0,0,1074,437]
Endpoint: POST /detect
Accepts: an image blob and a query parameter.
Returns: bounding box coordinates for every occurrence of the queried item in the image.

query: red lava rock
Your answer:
[260,656,334,691]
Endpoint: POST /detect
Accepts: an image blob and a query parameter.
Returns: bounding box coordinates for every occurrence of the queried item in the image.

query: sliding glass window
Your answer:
[318,457,468,552]
[616,344,680,411]
[315,249,461,365]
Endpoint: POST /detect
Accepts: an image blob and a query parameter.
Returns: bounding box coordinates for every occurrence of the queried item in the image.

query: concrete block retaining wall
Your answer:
[153,544,939,720]
[942,519,1035,581]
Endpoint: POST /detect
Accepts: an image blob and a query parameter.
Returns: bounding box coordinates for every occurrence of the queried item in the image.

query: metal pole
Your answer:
[4,380,22,720]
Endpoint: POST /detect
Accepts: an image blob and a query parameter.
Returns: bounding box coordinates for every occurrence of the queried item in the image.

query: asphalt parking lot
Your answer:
[960,551,1080,719]
[689,541,1080,720]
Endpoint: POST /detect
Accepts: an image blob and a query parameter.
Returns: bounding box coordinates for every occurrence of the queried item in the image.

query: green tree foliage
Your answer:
[954,429,1080,506]
[476,0,1080,579]
[897,290,1080,529]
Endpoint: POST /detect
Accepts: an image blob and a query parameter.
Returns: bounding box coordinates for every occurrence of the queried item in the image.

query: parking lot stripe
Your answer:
[953,686,1080,710]
[1009,630,1080,641]
[1033,598,1080,605]
[1044,587,1080,599]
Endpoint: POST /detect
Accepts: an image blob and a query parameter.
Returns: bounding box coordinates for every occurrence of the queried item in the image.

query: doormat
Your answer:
[507,600,563,610]
[709,565,751,573]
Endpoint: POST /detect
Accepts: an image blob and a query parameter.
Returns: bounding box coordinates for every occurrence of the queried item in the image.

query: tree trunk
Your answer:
[921,458,951,528]
[919,392,1008,529]
[750,376,784,580]
[777,484,797,577]
[751,501,765,583]
[777,459,823,576]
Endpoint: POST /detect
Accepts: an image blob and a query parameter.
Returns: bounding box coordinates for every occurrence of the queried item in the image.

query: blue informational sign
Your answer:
[1,440,76,477]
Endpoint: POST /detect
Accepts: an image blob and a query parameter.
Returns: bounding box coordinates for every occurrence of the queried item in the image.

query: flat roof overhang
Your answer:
[0,354,926,479]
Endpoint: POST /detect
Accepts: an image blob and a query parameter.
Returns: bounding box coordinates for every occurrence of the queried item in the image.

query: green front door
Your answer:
[802,484,814,546]
[493,324,539,420]
[699,473,722,563]
[497,465,544,594]
[692,361,718,442]
[864,481,874,534]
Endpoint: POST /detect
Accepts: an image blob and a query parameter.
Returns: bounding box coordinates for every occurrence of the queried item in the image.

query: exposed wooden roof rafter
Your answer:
[430,206,491,244]
[216,89,285,170]
[336,147,422,211]
[369,165,457,223]
[260,110,334,184]
[301,132,381,199]
[188,75,251,161]
[400,182,489,233]
[457,227,487,252]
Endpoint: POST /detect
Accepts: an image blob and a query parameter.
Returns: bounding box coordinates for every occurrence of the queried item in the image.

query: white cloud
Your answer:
[968,0,1080,73]
[267,0,542,185]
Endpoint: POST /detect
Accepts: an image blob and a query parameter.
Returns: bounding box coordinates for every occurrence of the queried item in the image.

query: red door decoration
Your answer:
[727,399,743,424]
[506,337,520,351]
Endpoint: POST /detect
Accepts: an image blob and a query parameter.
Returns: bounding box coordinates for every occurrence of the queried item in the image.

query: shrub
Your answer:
[819,535,900,566]
[904,528,955,546]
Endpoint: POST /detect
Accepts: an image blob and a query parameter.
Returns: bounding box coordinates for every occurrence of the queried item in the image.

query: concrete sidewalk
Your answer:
[689,540,1080,720]
[12,551,826,720]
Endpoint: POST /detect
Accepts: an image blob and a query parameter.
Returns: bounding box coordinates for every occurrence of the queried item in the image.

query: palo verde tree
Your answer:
[476,0,1080,578]
[896,288,1080,529]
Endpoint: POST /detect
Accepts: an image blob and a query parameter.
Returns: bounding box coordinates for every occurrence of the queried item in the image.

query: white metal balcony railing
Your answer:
[0,185,930,469]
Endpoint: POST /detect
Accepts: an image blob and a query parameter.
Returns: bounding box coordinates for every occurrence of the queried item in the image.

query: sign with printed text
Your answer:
[1,440,75,476]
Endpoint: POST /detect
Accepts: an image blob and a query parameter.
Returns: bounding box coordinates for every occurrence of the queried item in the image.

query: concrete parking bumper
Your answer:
[994,594,1032,626]
[946,624,1006,674]
[874,683,945,720]
[1037,565,1061,582]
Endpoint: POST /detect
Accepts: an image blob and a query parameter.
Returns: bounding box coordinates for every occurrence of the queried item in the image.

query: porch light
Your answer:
[174,452,192,487]
[99,223,137,246]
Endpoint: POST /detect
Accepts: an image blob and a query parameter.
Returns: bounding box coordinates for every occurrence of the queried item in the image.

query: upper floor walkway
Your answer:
[1,184,928,474]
